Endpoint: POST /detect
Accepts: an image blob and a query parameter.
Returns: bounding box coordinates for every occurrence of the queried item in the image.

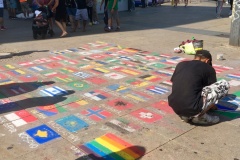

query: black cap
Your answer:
[195,50,212,66]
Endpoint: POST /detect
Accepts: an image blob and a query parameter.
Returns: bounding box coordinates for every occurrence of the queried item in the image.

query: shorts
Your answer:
[194,79,230,117]
[9,0,17,8]
[108,9,119,19]
[66,7,76,16]
[0,8,3,17]
[20,2,32,12]
[75,9,88,21]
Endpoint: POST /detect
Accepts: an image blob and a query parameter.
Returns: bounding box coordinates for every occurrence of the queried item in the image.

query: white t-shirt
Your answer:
[0,0,4,8]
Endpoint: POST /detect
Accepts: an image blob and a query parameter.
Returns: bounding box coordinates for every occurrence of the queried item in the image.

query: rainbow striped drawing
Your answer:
[78,133,145,160]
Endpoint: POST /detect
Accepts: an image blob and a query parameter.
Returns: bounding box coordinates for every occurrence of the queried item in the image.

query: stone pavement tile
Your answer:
[0,120,47,159]
[14,139,81,160]
[166,122,240,160]
[140,140,210,160]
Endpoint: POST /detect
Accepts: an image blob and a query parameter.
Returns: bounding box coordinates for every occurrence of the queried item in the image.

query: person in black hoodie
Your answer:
[168,50,230,125]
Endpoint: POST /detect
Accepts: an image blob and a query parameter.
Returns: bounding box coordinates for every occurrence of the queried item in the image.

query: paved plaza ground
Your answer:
[0,1,240,160]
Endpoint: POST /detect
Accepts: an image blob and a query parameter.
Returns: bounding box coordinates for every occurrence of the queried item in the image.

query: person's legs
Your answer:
[81,9,88,31]
[87,6,93,25]
[216,1,223,18]
[0,8,6,30]
[191,79,230,124]
[105,10,112,32]
[55,20,67,37]
[114,10,120,31]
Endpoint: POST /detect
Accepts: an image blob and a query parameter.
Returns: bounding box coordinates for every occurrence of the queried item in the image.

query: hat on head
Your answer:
[195,50,212,66]
[35,10,42,17]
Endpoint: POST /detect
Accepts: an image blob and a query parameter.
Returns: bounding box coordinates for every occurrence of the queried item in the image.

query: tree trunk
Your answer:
[229,0,240,46]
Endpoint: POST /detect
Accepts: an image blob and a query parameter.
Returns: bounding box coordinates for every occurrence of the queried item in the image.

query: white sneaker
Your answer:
[192,113,220,124]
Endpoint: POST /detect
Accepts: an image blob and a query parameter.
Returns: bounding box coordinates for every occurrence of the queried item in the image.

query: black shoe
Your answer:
[48,29,54,36]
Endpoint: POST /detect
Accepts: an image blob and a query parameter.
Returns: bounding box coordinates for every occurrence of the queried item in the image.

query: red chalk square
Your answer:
[45,62,64,69]
[131,108,162,123]
[18,75,38,82]
[0,73,8,80]
[152,100,174,114]
[85,77,107,84]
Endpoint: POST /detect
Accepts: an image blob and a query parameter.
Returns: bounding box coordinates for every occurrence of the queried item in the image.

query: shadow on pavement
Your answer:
[76,145,146,160]
[0,81,55,98]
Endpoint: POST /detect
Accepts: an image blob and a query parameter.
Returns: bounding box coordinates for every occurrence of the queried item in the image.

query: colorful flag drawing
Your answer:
[67,100,88,108]
[59,67,78,74]
[216,94,240,111]
[213,64,233,74]
[0,79,14,85]
[41,70,63,78]
[226,73,240,80]
[139,74,161,82]
[55,115,89,132]
[36,104,67,116]
[0,73,8,80]
[131,108,162,123]
[152,100,174,114]
[26,124,60,144]
[80,107,112,121]
[91,68,110,74]
[105,118,141,133]
[84,90,110,101]
[18,75,38,82]
[33,58,53,64]
[147,86,170,95]
[45,62,64,69]
[154,70,173,77]
[54,75,75,83]
[18,61,34,66]
[40,86,67,97]
[104,72,126,80]
[4,110,37,127]
[107,84,131,94]
[132,65,153,71]
[49,55,66,61]
[67,81,90,91]
[78,133,145,160]
[7,69,26,76]
[73,72,92,78]
[107,98,133,110]
[119,68,141,76]
[160,80,173,87]
[126,91,152,102]
[147,62,166,69]
[85,77,107,85]
[28,65,48,72]
[160,59,179,64]
[2,64,16,70]
[61,60,79,65]
[125,79,149,87]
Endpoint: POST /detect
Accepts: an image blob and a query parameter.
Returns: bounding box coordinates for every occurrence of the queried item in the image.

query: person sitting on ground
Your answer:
[168,50,230,124]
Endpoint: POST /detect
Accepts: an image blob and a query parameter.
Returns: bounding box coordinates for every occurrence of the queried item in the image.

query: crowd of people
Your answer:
[0,0,121,36]
[0,0,236,34]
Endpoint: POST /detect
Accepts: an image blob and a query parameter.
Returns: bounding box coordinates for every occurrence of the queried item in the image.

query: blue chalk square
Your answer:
[26,124,60,144]
[55,115,89,133]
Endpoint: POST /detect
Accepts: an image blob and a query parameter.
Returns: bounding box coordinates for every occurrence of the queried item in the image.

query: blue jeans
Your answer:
[216,1,223,16]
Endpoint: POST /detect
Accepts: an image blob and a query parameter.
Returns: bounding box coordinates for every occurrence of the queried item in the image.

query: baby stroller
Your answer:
[32,8,53,39]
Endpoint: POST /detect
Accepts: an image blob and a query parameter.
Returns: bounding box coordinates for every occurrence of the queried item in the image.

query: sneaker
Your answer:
[115,26,120,31]
[0,26,7,31]
[180,116,191,123]
[89,22,93,26]
[229,15,233,18]
[104,27,111,32]
[93,21,99,25]
[192,113,220,125]
[216,16,222,19]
